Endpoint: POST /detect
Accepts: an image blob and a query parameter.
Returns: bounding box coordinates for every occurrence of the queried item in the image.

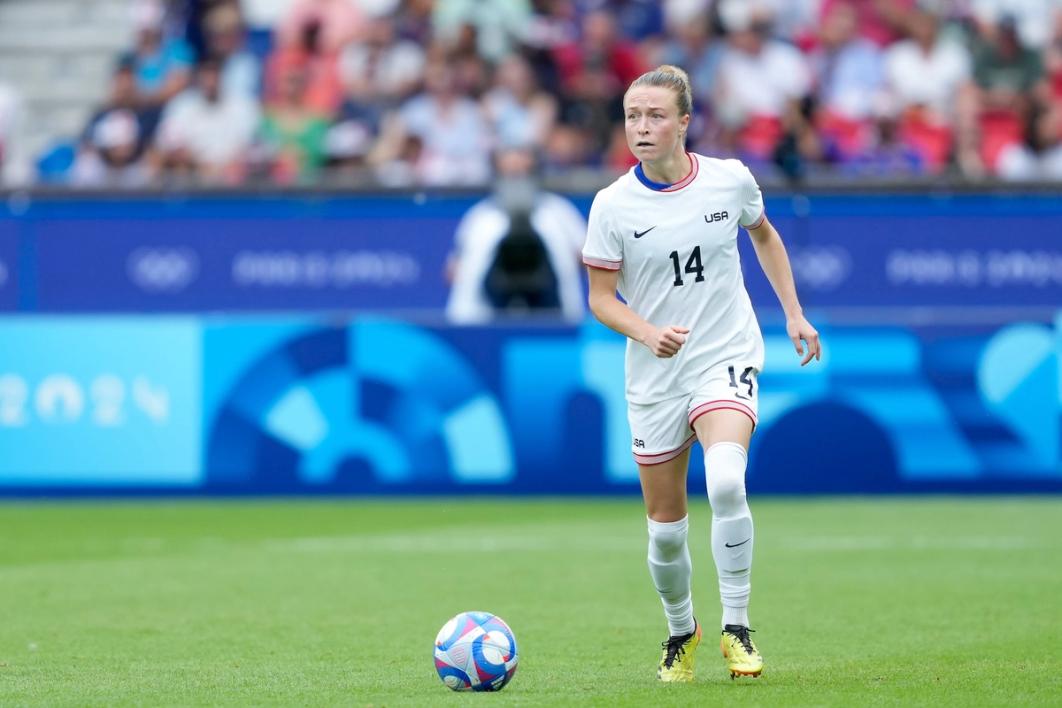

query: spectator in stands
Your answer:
[483,53,558,150]
[265,18,344,117]
[713,0,813,165]
[202,3,261,99]
[71,109,148,187]
[446,146,587,324]
[809,1,886,163]
[368,58,491,186]
[152,58,260,184]
[432,0,534,64]
[883,8,971,172]
[124,0,194,109]
[445,29,495,98]
[554,10,645,157]
[257,68,330,184]
[958,15,1044,175]
[73,60,160,186]
[339,13,426,109]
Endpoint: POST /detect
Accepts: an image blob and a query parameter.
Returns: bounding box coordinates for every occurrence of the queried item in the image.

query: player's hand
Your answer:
[644,325,689,358]
[787,316,821,366]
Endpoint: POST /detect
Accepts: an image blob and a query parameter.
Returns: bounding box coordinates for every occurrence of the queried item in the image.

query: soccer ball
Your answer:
[433,611,519,691]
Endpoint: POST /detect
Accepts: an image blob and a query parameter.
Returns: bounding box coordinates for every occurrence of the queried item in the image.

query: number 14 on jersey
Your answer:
[668,246,705,287]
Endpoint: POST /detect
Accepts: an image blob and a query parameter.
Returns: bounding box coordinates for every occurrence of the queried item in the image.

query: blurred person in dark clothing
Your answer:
[957,15,1044,175]
[82,59,162,154]
[446,146,587,323]
[74,60,161,186]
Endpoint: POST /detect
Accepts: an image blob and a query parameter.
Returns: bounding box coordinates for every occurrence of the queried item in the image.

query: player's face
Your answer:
[623,86,689,163]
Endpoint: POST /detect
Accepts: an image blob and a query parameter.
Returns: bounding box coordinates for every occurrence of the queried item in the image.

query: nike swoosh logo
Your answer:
[725,538,751,548]
[633,226,657,239]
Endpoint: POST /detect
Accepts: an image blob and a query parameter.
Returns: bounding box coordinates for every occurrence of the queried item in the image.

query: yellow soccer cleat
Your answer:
[720,624,763,678]
[657,621,702,683]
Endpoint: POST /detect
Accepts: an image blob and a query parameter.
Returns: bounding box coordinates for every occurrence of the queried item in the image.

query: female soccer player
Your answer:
[582,65,821,682]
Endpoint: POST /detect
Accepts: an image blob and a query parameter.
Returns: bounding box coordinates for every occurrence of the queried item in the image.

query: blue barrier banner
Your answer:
[0,220,17,311]
[32,216,456,311]
[6,193,1062,312]
[737,195,1062,309]
[21,196,477,312]
[0,317,202,485]
[1,313,1059,494]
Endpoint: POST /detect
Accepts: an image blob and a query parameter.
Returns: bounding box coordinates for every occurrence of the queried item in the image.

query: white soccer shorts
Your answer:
[627,362,759,466]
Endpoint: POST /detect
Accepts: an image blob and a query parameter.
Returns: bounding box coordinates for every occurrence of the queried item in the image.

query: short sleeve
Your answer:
[581,190,623,271]
[738,163,765,229]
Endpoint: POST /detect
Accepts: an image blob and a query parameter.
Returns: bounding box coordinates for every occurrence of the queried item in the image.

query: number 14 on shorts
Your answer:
[728,365,755,400]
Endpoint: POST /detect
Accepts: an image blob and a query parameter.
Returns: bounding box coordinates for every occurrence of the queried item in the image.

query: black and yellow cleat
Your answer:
[657,621,702,683]
[720,624,763,679]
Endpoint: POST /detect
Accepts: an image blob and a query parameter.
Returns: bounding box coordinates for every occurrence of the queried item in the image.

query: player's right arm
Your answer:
[586,266,688,358]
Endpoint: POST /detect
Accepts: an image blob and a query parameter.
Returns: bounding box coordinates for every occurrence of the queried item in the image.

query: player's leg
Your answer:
[630,397,701,682]
[692,409,754,629]
[639,450,703,682]
[639,447,694,633]
[690,392,763,678]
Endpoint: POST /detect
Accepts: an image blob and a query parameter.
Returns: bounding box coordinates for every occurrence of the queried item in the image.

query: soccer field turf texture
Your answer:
[1,498,1059,707]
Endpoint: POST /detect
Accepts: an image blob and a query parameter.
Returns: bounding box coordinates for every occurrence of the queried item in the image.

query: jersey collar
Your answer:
[634,152,698,192]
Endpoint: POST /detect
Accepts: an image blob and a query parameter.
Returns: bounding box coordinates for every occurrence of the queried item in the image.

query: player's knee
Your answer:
[647,516,688,558]
[708,475,746,514]
[649,528,686,558]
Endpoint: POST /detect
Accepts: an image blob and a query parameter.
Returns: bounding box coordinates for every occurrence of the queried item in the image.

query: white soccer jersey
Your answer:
[582,153,766,404]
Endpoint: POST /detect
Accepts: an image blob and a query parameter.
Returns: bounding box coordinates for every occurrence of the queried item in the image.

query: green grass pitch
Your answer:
[0,497,1059,706]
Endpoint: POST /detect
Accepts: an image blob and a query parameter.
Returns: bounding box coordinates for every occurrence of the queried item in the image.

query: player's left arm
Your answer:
[746,217,821,366]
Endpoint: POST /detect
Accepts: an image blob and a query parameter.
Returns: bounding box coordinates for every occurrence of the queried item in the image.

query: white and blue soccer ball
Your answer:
[433,611,519,692]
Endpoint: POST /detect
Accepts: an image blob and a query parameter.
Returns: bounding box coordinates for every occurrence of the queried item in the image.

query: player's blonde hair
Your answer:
[626,65,693,117]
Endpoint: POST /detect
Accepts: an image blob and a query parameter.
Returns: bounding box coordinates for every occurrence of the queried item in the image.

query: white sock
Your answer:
[705,442,753,629]
[647,515,695,636]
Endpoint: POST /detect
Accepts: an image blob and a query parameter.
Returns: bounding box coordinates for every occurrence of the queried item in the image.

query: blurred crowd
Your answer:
[7,0,1062,188]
